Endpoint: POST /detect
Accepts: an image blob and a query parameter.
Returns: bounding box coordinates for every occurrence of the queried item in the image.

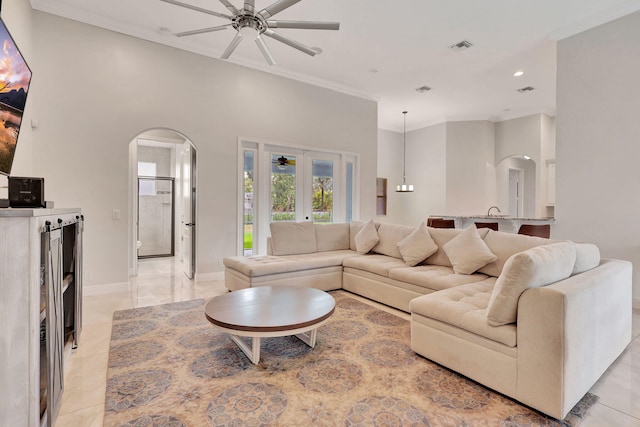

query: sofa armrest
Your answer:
[516,258,632,419]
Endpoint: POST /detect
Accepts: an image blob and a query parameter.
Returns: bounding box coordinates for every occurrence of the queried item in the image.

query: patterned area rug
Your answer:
[104,291,597,426]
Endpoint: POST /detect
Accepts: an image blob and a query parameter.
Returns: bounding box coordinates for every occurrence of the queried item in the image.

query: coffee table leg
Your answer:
[230,335,261,365]
[295,328,318,348]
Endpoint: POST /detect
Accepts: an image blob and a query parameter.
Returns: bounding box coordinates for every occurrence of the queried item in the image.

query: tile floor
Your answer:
[54,257,640,426]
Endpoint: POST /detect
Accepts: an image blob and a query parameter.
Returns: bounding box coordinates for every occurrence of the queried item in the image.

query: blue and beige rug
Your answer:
[104,290,597,426]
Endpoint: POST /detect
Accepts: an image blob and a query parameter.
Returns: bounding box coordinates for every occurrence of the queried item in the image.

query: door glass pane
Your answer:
[312,159,333,223]
[243,151,255,256]
[271,154,296,222]
[138,178,174,257]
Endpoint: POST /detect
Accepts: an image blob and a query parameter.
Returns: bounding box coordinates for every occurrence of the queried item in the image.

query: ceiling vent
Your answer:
[517,86,536,93]
[416,85,432,93]
[449,40,473,51]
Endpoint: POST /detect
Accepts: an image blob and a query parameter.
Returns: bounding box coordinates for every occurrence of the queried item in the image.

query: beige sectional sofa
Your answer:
[223,220,632,419]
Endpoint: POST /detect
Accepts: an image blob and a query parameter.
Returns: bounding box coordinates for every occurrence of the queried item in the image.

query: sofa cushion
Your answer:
[443,225,497,274]
[373,223,414,259]
[343,254,408,278]
[315,223,350,252]
[269,221,317,256]
[224,250,356,277]
[389,265,488,292]
[486,242,577,326]
[410,278,516,347]
[424,227,490,268]
[397,222,438,266]
[572,243,601,275]
[478,230,552,277]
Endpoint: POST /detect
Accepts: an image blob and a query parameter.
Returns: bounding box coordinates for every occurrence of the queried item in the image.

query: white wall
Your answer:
[23,9,377,287]
[404,123,447,226]
[376,129,403,224]
[556,10,640,306]
[0,0,35,196]
[445,121,496,215]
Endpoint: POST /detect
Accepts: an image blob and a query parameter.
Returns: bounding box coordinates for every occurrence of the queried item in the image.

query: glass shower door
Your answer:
[138,177,175,258]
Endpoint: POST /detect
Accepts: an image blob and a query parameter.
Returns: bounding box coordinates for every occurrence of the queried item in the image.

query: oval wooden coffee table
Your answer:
[205,286,335,364]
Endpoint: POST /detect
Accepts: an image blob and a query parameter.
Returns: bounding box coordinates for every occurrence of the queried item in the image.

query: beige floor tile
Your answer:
[591,354,640,419]
[581,403,640,427]
[55,404,104,427]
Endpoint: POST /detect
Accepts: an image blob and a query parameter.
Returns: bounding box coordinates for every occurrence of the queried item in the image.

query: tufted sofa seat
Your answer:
[223,219,632,419]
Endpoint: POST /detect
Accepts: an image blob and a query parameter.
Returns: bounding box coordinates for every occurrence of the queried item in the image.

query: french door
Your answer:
[239,141,357,256]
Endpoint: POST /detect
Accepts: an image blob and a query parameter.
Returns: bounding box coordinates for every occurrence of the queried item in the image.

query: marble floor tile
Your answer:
[54,256,640,426]
[54,404,104,427]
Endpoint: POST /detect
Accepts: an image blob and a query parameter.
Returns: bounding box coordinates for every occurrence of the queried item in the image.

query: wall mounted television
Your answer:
[0,16,32,176]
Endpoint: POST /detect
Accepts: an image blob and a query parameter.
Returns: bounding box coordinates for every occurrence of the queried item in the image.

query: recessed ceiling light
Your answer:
[416,85,432,93]
[514,70,524,77]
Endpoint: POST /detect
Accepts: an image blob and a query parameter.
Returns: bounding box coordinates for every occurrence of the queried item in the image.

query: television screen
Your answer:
[0,17,32,176]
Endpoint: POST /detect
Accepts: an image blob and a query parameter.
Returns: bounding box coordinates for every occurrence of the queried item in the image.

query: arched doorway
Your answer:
[128,128,198,279]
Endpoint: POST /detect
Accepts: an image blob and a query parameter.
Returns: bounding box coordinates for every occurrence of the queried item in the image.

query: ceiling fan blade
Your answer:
[258,0,302,19]
[159,0,232,20]
[221,33,243,59]
[255,36,276,66]
[263,29,318,56]
[244,0,256,15]
[218,0,239,14]
[267,20,340,30]
[176,24,230,37]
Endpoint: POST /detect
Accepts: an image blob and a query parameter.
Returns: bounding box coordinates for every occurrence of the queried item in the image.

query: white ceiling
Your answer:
[30,0,640,132]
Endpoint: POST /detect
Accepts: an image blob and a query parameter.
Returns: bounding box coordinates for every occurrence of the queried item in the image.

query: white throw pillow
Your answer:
[397,222,438,266]
[486,241,577,326]
[442,224,497,274]
[354,219,379,254]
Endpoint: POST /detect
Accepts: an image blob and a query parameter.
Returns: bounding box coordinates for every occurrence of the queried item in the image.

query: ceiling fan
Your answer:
[273,155,295,170]
[159,0,340,66]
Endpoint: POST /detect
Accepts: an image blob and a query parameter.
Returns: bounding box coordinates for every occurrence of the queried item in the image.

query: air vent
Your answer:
[517,86,535,93]
[449,40,473,51]
[416,85,432,93]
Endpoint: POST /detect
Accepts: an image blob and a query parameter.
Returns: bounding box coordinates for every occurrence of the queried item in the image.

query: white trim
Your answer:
[84,281,130,296]
[195,271,225,282]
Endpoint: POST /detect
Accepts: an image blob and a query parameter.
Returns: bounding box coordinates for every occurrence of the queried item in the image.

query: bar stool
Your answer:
[428,218,455,229]
[517,224,550,238]
[475,222,498,231]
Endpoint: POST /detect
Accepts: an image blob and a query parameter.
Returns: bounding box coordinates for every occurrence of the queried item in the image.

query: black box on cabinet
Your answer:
[8,177,45,208]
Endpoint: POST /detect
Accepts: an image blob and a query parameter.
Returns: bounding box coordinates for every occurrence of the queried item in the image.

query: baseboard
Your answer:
[195,271,225,282]
[84,281,130,296]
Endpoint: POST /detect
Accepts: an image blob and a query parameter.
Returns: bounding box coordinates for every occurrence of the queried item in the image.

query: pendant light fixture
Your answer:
[396,111,414,192]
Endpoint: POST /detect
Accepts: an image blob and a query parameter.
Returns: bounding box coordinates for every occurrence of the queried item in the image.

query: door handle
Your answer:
[185,223,195,226]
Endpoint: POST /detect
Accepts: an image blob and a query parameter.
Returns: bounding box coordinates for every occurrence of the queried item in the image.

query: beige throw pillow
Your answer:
[486,241,577,326]
[354,219,379,254]
[442,224,497,274]
[397,222,438,266]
